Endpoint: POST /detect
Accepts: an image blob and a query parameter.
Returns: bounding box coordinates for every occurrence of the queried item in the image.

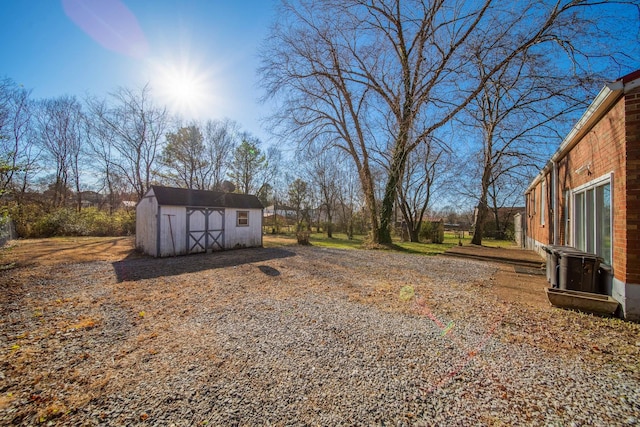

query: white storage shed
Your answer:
[136,185,264,257]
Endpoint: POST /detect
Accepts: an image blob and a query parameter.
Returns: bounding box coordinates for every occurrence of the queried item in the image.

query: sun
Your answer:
[151,57,212,118]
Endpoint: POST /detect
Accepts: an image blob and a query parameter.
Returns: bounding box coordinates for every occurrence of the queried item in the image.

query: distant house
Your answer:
[263,204,297,220]
[524,70,640,320]
[79,191,104,208]
[136,185,264,257]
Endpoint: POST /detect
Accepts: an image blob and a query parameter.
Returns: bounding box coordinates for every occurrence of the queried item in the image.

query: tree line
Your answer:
[259,0,638,245]
[2,0,638,243]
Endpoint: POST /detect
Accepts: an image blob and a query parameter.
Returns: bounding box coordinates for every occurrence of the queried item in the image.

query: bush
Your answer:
[419,221,433,242]
[11,205,135,238]
[32,208,81,237]
[419,220,444,244]
[296,230,311,245]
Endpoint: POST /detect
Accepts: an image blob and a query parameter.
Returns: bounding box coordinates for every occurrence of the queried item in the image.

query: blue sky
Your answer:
[1,0,277,141]
[1,0,638,148]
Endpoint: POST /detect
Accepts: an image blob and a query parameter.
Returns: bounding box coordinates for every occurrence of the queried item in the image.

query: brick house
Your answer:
[524,70,640,320]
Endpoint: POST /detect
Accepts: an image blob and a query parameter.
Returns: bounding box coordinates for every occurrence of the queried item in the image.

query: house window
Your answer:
[572,176,612,265]
[540,182,546,226]
[528,190,536,216]
[237,211,249,227]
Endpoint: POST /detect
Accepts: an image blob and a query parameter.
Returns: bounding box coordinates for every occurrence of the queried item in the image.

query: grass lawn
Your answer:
[263,231,517,255]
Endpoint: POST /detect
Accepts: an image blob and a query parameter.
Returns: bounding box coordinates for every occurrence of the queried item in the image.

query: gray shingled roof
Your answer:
[150,185,263,209]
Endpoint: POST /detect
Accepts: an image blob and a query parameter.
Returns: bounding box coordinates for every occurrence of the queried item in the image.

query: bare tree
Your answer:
[464,53,589,245]
[305,145,341,238]
[203,119,239,190]
[463,1,639,245]
[335,154,363,239]
[261,0,633,244]
[85,97,123,213]
[36,95,84,209]
[0,78,39,202]
[395,139,451,242]
[487,170,529,239]
[89,84,168,201]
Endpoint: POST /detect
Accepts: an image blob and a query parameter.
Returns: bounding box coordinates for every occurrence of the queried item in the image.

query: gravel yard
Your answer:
[1,239,639,425]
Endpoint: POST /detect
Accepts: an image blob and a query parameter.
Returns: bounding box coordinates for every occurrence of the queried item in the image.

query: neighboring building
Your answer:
[136,185,264,257]
[525,70,640,319]
[472,206,526,239]
[263,204,297,219]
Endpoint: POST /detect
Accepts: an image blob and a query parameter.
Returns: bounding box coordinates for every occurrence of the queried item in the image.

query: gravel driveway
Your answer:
[1,245,639,425]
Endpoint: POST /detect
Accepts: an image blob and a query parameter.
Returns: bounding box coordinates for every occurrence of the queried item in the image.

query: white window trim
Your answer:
[571,172,612,193]
[540,182,546,226]
[564,190,571,245]
[570,172,613,264]
[236,210,249,227]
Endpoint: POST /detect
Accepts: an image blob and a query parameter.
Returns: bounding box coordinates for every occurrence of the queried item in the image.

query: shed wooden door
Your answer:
[186,208,225,254]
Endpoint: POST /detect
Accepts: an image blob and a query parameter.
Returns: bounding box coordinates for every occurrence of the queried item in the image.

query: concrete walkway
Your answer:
[442,244,551,310]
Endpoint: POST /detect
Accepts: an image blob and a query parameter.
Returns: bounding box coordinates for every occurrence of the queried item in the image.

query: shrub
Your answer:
[11,205,136,238]
[419,221,434,242]
[419,220,444,244]
[296,230,311,245]
[32,208,81,237]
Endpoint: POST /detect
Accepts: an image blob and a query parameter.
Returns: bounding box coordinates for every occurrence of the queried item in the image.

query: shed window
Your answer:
[237,211,249,227]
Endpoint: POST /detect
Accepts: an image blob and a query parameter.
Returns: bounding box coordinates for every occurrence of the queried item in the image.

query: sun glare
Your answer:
[151,57,213,118]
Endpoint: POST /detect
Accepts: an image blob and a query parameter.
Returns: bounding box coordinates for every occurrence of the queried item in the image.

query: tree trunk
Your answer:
[472,201,487,245]
[358,164,379,243]
[472,161,492,245]
[409,227,420,243]
[493,206,502,240]
[378,145,408,245]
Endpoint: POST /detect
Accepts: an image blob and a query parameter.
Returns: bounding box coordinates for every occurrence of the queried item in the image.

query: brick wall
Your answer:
[625,86,640,283]
[557,96,627,281]
[526,172,552,247]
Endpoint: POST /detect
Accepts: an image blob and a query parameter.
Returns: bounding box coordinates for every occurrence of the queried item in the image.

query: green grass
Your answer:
[263,231,516,255]
[308,233,365,249]
[391,241,454,255]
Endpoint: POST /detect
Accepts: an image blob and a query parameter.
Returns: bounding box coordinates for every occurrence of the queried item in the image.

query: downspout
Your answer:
[552,160,558,245]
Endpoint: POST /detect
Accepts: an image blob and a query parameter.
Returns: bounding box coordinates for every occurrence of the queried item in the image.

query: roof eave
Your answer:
[525,82,625,194]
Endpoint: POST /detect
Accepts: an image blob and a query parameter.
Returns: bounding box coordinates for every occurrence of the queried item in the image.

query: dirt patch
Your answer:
[0,237,139,268]
[444,244,550,310]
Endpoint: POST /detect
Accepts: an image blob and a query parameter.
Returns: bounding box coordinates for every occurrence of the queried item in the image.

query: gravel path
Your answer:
[1,246,639,425]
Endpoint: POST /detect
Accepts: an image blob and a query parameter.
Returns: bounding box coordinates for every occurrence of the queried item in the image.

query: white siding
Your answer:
[136,188,263,257]
[224,209,263,249]
[136,190,158,256]
[158,206,187,257]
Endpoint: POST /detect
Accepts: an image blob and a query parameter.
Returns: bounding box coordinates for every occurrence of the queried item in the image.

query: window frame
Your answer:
[540,181,546,226]
[236,210,249,227]
[570,173,613,265]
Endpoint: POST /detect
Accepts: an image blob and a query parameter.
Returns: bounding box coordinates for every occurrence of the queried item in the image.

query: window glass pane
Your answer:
[564,190,571,245]
[541,183,546,225]
[237,211,249,226]
[586,189,595,253]
[575,192,585,250]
